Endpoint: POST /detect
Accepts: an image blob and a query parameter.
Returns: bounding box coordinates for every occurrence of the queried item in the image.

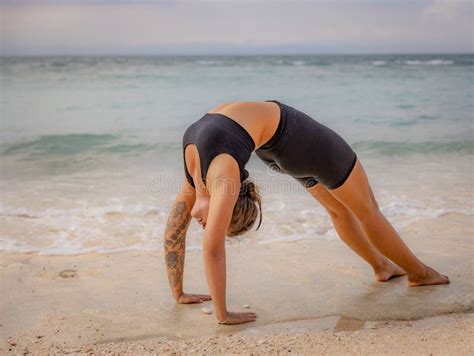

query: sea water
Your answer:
[0,54,472,254]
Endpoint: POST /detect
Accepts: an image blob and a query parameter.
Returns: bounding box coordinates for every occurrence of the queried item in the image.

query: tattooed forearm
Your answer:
[165,251,179,268]
[164,217,189,249]
[164,200,192,300]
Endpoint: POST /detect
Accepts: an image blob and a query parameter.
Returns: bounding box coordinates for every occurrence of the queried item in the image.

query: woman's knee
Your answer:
[330,182,380,223]
[327,205,355,223]
[330,158,380,214]
[352,199,381,225]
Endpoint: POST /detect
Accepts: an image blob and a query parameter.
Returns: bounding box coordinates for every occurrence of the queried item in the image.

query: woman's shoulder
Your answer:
[207,101,238,114]
[208,101,272,114]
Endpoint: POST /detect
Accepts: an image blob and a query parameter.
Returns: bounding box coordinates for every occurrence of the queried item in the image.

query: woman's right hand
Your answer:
[218,311,257,325]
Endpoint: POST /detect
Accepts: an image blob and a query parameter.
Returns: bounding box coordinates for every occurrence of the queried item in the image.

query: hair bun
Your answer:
[247,181,259,200]
[229,178,263,236]
[240,180,260,201]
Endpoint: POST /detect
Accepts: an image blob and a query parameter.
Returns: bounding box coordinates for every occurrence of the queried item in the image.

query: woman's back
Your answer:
[182,101,281,188]
[207,101,280,147]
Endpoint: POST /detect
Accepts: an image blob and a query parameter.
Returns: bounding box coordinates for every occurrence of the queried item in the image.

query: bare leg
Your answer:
[307,184,405,281]
[329,159,449,287]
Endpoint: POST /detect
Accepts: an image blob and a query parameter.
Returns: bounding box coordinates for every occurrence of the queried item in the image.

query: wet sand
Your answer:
[1,213,473,354]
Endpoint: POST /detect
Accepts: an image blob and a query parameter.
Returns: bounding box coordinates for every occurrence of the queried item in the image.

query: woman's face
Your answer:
[190,193,210,229]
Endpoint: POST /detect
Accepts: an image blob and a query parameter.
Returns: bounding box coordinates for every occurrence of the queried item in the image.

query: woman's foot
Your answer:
[374,260,407,282]
[408,265,450,287]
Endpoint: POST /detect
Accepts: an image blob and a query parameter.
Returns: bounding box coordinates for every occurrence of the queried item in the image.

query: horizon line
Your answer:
[1,51,473,57]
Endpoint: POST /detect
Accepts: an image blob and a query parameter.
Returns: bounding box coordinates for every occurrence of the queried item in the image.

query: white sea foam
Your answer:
[196,60,220,66]
[0,201,167,255]
[292,60,306,66]
[371,61,386,66]
[0,202,164,220]
[0,197,471,255]
[404,59,454,65]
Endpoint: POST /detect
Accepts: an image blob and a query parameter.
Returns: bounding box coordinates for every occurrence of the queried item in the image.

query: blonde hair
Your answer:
[227,179,262,237]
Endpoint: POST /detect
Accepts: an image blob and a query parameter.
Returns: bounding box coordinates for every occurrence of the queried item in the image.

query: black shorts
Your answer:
[255,100,357,190]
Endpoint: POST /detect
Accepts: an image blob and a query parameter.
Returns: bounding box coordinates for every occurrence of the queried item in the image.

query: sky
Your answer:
[1,0,473,55]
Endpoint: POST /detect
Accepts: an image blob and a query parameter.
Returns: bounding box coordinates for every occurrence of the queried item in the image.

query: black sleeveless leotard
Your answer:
[182,100,357,190]
[182,112,255,188]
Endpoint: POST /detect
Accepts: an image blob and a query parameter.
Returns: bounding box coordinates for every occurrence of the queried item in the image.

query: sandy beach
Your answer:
[2,3,473,354]
[1,212,472,354]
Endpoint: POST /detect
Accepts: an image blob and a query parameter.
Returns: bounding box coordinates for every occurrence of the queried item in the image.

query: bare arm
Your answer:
[202,180,238,320]
[202,155,257,324]
[164,180,210,303]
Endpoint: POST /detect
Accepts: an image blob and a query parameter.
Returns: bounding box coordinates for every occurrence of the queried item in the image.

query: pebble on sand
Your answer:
[59,269,78,278]
[201,307,212,314]
[365,321,378,330]
[243,304,250,309]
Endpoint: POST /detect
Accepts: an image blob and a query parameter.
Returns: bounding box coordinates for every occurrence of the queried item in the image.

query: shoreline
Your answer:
[76,313,474,355]
[1,213,473,354]
[4,312,473,354]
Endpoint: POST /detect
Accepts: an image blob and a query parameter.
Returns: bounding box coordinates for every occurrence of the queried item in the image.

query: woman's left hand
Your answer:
[177,293,212,304]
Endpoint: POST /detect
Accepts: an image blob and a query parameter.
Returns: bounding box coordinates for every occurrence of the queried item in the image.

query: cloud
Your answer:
[1,0,472,55]
[422,0,473,22]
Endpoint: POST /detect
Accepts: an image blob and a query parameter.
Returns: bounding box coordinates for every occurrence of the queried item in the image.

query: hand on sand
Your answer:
[177,293,212,304]
[218,311,257,325]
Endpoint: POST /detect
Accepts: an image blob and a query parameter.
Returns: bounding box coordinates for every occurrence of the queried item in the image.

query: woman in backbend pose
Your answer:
[163,100,449,325]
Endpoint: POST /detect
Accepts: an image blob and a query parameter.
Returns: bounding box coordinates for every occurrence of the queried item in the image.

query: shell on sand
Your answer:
[242,304,250,309]
[201,307,212,314]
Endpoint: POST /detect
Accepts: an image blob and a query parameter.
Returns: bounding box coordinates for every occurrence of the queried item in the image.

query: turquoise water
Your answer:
[0,54,473,254]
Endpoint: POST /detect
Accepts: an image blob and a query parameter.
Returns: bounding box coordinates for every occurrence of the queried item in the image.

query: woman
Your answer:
[163,100,449,326]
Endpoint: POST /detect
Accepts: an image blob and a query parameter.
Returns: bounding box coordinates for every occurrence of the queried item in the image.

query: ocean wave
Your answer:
[0,202,168,255]
[0,236,159,256]
[352,140,474,156]
[0,134,181,157]
[404,59,454,66]
[196,60,221,66]
[1,134,118,156]
[379,201,473,220]
[368,58,471,67]
[0,202,163,220]
[2,135,471,159]
[270,59,331,66]
[292,60,306,66]
[396,104,416,110]
[2,56,471,74]
[0,198,471,255]
[110,74,173,80]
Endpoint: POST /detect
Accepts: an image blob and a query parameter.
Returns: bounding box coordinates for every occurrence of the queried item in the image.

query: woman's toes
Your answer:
[374,261,406,282]
[408,266,450,287]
